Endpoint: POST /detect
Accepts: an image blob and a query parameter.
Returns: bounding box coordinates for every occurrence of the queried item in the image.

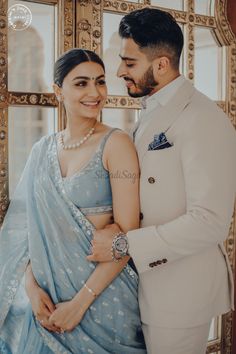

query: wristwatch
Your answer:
[111,232,129,262]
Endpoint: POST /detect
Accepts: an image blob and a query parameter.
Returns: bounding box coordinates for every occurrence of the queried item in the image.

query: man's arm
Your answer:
[127,110,236,273]
[88,109,236,274]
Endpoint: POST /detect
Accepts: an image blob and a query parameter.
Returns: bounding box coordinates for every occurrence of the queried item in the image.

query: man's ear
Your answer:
[153,57,170,78]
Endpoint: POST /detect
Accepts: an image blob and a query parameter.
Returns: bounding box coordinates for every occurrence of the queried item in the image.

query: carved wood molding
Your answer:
[0,0,8,222]
[59,0,75,52]
[105,95,140,109]
[8,92,58,107]
[216,101,227,112]
[228,43,236,126]
[76,0,102,54]
[222,311,234,354]
[185,0,194,82]
[206,341,221,353]
[215,0,235,46]
[194,14,216,27]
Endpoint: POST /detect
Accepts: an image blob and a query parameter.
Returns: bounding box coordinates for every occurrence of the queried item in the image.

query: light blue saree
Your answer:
[0,135,146,354]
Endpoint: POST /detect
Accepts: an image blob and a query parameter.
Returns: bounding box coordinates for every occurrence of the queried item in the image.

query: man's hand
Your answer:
[87,223,121,262]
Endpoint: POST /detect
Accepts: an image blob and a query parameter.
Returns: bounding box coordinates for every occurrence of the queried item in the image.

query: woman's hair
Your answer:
[119,8,183,69]
[54,49,105,87]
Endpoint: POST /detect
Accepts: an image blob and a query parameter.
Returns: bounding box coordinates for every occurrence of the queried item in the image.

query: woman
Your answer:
[0,49,146,353]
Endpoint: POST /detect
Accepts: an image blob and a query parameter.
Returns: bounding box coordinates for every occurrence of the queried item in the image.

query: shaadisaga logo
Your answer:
[8,4,32,31]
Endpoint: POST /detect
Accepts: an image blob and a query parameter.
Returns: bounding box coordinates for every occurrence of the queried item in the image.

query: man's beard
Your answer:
[126,66,158,98]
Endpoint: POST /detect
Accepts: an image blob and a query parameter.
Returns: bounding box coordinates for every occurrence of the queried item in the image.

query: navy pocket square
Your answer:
[148,132,173,151]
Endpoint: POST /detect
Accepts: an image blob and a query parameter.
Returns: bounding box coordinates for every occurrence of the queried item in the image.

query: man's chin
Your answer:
[127,88,145,98]
[127,87,153,98]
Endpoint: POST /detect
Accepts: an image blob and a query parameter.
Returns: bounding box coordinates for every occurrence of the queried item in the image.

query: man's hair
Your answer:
[119,8,184,69]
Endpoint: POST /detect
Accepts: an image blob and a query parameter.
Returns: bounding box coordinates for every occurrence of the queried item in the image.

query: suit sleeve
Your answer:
[127,109,236,274]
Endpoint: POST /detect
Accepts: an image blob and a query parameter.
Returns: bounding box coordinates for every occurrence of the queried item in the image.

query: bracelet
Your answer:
[83,283,97,298]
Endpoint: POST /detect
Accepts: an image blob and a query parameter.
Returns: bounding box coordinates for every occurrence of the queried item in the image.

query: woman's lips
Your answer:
[81,101,100,108]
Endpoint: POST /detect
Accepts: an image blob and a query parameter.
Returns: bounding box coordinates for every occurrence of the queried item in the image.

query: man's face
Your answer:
[117,38,158,97]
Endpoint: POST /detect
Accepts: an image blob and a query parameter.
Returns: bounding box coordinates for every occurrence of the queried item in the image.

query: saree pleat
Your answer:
[0,135,146,354]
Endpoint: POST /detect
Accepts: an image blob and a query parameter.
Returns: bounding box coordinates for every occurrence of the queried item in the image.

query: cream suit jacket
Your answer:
[127,79,236,328]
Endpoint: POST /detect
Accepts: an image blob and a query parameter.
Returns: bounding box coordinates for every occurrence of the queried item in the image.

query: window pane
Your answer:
[102,108,138,133]
[195,0,215,16]
[195,27,226,101]
[9,106,57,196]
[8,0,57,93]
[208,317,219,341]
[150,0,184,10]
[103,13,127,96]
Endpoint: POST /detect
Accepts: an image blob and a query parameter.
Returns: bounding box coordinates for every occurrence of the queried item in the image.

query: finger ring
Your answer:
[60,328,65,334]
[40,319,44,324]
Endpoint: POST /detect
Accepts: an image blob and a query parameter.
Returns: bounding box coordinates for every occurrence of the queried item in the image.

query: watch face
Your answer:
[115,237,127,252]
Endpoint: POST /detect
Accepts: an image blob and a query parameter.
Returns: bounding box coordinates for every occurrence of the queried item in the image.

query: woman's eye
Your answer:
[75,81,87,87]
[97,80,106,85]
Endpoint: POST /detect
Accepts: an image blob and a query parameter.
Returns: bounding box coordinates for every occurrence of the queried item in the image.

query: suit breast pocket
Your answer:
[141,144,176,173]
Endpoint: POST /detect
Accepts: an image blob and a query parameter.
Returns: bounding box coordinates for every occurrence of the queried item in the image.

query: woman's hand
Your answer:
[25,263,60,332]
[30,286,61,332]
[48,300,85,332]
[28,284,61,333]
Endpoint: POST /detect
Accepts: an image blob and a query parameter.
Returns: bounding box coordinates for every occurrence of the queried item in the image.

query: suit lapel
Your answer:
[135,80,195,163]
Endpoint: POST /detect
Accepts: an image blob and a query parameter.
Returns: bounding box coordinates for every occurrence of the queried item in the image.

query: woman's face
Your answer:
[58,61,107,119]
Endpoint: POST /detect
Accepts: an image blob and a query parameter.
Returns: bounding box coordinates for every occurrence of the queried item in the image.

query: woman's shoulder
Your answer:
[31,133,55,155]
[100,124,133,144]
[100,124,136,160]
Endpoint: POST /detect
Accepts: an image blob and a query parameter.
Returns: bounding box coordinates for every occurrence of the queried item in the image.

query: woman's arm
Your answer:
[49,131,140,331]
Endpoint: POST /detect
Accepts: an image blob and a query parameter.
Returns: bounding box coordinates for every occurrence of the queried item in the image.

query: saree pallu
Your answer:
[0,135,146,354]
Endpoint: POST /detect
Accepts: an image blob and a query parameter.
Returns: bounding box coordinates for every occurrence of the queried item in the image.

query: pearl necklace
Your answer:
[58,123,97,150]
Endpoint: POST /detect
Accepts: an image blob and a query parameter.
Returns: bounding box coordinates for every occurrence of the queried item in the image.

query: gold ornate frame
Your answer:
[0,0,235,352]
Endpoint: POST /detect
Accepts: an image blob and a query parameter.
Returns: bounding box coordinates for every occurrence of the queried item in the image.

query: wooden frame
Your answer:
[0,0,235,352]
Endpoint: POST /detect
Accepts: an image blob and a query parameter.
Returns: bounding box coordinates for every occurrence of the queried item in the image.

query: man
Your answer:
[87,8,236,354]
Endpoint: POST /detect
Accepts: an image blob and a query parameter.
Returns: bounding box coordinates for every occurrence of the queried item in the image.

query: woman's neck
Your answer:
[64,117,97,140]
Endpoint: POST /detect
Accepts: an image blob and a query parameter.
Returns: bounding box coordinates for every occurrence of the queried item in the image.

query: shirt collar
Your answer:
[141,75,186,111]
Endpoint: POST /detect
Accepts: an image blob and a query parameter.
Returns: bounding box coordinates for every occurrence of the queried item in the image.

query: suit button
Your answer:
[148,177,155,184]
[140,212,144,220]
[149,262,155,268]
[162,258,168,263]
[156,260,162,265]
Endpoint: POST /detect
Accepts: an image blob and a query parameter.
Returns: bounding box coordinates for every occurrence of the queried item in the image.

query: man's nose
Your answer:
[117,62,126,78]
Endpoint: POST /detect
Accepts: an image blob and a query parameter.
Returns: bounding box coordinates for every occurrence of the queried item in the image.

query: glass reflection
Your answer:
[208,317,219,341]
[9,107,57,196]
[195,0,215,16]
[195,27,226,101]
[103,13,127,96]
[151,0,183,10]
[8,0,57,93]
[102,108,139,134]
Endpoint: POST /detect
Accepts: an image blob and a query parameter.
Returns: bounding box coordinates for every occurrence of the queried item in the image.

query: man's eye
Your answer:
[75,81,87,87]
[97,80,106,85]
[126,63,134,68]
